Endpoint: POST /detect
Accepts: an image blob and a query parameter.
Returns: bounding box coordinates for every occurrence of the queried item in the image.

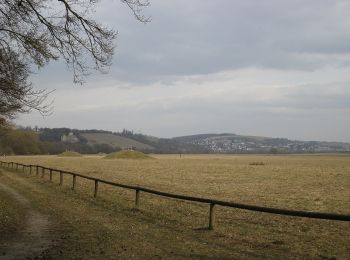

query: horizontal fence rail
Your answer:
[0,160,349,230]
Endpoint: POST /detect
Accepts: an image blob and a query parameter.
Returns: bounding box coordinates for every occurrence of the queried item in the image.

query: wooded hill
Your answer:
[0,127,207,155]
[1,126,349,155]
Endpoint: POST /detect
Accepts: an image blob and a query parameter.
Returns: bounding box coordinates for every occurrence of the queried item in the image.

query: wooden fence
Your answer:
[0,160,349,230]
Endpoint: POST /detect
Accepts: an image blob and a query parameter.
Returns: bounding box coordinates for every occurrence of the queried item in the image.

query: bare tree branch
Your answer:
[0,0,150,124]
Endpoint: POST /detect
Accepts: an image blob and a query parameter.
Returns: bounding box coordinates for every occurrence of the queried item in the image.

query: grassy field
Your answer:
[0,154,349,259]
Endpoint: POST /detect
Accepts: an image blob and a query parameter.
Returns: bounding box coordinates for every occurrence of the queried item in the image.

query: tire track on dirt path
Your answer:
[0,181,56,259]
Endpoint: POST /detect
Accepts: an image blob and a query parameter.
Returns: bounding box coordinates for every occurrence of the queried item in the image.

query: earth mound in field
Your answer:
[57,151,82,157]
[104,150,153,159]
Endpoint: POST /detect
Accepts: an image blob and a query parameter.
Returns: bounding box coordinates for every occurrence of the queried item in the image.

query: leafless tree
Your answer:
[0,0,150,123]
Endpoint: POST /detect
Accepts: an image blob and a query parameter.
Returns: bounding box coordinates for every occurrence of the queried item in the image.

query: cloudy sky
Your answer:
[16,0,350,142]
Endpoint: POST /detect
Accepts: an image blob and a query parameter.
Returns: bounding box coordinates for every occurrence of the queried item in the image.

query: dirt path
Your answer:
[0,182,55,260]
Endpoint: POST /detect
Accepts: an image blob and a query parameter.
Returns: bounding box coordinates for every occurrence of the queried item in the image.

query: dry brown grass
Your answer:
[104,150,153,159]
[1,154,349,259]
[57,151,82,157]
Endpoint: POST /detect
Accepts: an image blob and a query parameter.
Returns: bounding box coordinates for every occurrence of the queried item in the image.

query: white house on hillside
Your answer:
[61,132,79,143]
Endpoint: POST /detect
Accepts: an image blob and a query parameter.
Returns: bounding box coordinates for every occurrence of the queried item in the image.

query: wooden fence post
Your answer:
[135,190,140,209]
[29,165,32,174]
[22,165,25,173]
[49,169,53,181]
[94,180,99,197]
[72,175,76,190]
[41,167,45,178]
[59,171,63,185]
[209,203,216,230]
[16,163,18,171]
[36,166,39,176]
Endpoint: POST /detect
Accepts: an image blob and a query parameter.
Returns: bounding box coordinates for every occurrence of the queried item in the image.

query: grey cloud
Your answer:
[31,0,350,84]
[97,0,350,82]
[278,82,350,109]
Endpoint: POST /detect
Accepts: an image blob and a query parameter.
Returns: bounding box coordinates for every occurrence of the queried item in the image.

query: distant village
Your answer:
[180,136,350,153]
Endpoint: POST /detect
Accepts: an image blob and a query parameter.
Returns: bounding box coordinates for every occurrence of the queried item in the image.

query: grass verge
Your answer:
[0,171,27,245]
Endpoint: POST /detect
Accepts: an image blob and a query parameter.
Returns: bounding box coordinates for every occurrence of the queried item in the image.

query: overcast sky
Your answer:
[16,0,350,142]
